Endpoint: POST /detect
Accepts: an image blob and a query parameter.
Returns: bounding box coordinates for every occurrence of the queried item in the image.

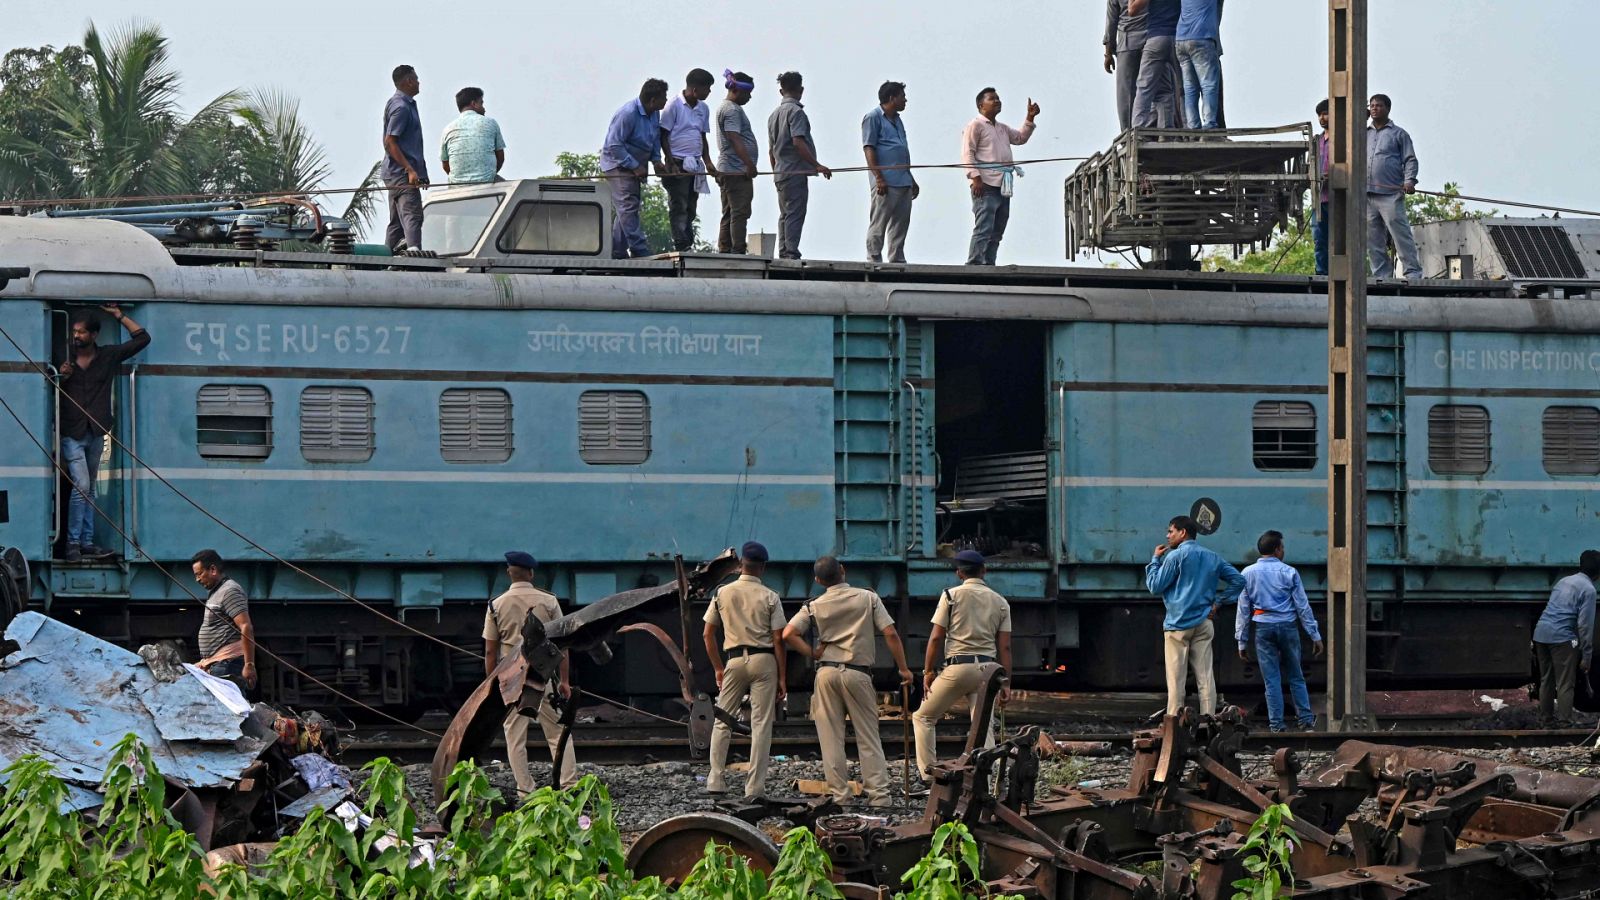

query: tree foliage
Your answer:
[0,22,380,235]
[1203,183,1497,276]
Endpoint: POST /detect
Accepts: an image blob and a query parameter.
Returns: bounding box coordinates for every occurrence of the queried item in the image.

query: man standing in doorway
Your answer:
[602,79,669,259]
[1176,0,1223,129]
[439,86,506,185]
[1532,551,1600,727]
[381,65,429,253]
[1366,93,1422,281]
[703,541,788,801]
[1129,0,1181,128]
[1235,531,1323,732]
[782,556,914,808]
[768,71,831,260]
[660,68,719,253]
[962,88,1038,266]
[57,304,148,562]
[1313,99,1331,276]
[862,81,917,263]
[191,549,258,692]
[912,550,1011,784]
[484,551,578,796]
[1145,515,1245,716]
[715,70,760,255]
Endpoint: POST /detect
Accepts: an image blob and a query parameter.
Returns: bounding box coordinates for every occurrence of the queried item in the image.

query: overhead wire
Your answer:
[2,155,1093,210]
[0,320,484,661]
[0,385,443,739]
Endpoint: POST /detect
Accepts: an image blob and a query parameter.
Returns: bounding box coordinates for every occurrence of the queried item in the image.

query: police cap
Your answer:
[504,550,537,569]
[741,541,769,562]
[954,549,986,567]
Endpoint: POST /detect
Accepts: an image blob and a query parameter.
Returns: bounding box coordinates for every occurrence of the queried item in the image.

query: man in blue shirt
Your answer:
[1532,551,1600,726]
[1129,0,1181,128]
[1176,0,1223,129]
[1366,93,1423,281]
[602,79,669,259]
[381,65,429,253]
[1234,531,1323,732]
[1146,514,1245,716]
[861,81,917,264]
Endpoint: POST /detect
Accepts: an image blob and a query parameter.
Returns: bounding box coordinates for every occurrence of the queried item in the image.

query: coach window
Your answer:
[496,202,604,255]
[196,385,273,460]
[1251,401,1317,471]
[578,390,650,464]
[1427,404,1491,476]
[300,386,375,463]
[1543,406,1600,476]
[440,388,513,463]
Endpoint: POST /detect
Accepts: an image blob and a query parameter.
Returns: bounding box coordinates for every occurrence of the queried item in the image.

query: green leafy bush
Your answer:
[1231,803,1299,900]
[0,737,987,899]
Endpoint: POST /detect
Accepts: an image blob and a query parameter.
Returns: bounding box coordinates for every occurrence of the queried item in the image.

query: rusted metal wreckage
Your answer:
[436,555,1600,897]
[0,611,344,849]
[431,551,742,800]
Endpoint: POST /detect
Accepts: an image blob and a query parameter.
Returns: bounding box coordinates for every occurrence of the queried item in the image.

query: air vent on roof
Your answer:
[1486,224,1585,279]
[539,183,598,193]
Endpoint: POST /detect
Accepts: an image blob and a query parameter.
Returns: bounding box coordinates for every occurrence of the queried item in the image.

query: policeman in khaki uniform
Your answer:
[912,549,1013,781]
[702,541,788,800]
[782,555,914,808]
[483,551,578,796]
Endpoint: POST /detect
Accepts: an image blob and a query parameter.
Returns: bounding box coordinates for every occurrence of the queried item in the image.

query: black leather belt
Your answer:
[945,654,996,666]
[819,661,872,676]
[728,645,775,657]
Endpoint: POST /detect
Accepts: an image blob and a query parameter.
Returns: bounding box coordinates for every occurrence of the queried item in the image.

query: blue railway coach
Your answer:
[1,194,1597,714]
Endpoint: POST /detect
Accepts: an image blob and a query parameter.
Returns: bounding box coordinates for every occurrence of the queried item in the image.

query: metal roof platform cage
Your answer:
[1063,123,1315,264]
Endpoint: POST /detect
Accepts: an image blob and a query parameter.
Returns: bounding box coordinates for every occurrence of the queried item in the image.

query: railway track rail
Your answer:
[339,720,1599,766]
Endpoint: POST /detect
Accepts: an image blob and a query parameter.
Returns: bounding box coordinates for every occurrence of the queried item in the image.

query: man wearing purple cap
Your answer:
[484,551,578,796]
[715,70,760,254]
[911,550,1012,784]
[702,540,787,800]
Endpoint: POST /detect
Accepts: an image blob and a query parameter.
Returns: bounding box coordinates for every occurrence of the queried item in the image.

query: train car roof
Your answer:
[1,215,1597,335]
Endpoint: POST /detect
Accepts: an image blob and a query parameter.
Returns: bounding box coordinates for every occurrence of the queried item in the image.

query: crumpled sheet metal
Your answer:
[0,612,270,791]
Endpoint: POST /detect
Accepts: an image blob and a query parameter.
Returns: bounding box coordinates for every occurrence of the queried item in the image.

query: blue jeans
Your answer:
[1313,201,1329,275]
[967,185,1011,265]
[60,434,104,548]
[1253,621,1315,730]
[1176,39,1222,130]
[607,169,650,258]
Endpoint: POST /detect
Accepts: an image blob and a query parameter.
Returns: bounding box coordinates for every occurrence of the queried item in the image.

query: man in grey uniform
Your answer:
[1365,93,1423,281]
[783,556,913,808]
[1532,550,1600,727]
[1103,0,1147,132]
[768,71,832,260]
[191,549,258,691]
[703,541,788,800]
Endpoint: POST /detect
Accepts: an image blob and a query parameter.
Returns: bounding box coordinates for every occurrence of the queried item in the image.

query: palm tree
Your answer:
[52,21,242,200]
[1,21,379,236]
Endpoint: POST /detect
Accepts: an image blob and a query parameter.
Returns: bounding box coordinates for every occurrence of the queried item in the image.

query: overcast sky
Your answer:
[11,2,1599,265]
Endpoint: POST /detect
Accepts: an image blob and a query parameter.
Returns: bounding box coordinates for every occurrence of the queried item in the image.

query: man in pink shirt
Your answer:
[961,88,1039,265]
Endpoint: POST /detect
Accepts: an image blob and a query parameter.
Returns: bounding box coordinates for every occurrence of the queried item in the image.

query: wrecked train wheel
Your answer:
[625,812,780,885]
[0,547,27,635]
